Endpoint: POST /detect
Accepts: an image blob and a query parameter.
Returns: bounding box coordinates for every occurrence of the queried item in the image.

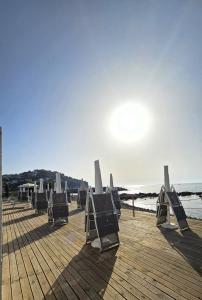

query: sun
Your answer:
[109,102,152,143]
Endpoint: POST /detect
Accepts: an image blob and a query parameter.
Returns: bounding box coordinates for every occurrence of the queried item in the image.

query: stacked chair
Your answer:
[156,166,189,232]
[35,178,48,214]
[77,179,87,210]
[85,160,120,252]
[20,189,28,201]
[48,173,69,225]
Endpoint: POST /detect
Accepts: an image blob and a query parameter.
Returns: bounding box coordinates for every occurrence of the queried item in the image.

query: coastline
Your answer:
[121,201,202,220]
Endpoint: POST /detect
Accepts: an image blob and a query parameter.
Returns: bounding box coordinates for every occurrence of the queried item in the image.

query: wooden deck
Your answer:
[2,201,202,300]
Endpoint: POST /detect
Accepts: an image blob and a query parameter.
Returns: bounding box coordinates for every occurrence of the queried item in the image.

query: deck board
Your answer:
[2,201,202,300]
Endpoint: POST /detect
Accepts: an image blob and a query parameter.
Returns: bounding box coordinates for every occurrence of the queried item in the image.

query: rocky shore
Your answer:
[120,191,202,200]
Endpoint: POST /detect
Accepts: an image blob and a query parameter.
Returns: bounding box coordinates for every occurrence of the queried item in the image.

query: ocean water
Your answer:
[121,183,202,219]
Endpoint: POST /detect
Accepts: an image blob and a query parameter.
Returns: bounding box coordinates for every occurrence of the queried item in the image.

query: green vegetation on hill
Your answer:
[3,169,88,191]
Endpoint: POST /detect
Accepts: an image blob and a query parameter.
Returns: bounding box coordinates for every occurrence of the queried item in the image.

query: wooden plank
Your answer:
[36,204,202,300]
[2,212,12,300]
[2,201,202,300]
[10,215,34,300]
[60,223,175,299]
[67,208,202,299]
[31,215,166,300]
[24,214,114,300]
[30,218,136,300]
[12,218,56,300]
[15,211,81,300]
[12,210,64,300]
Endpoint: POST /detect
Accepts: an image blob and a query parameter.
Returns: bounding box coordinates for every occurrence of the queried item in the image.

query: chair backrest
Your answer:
[93,193,114,214]
[21,192,28,201]
[52,193,67,205]
[166,190,189,231]
[79,190,87,206]
[86,191,119,251]
[37,193,46,202]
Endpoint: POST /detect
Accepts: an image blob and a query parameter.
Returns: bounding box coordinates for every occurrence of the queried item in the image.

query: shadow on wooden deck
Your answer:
[3,220,61,255]
[69,208,83,217]
[3,206,26,211]
[45,245,118,299]
[3,207,33,216]
[3,212,38,226]
[159,228,202,275]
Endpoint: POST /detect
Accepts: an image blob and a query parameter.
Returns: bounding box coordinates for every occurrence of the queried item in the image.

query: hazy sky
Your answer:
[0,0,202,186]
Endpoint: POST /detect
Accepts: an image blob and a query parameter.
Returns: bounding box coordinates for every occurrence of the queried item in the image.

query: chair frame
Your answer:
[85,190,120,252]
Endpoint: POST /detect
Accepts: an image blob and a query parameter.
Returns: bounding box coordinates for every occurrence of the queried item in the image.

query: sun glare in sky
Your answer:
[109,102,152,144]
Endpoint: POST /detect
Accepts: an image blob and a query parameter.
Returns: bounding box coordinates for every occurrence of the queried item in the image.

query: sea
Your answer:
[120,183,202,219]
